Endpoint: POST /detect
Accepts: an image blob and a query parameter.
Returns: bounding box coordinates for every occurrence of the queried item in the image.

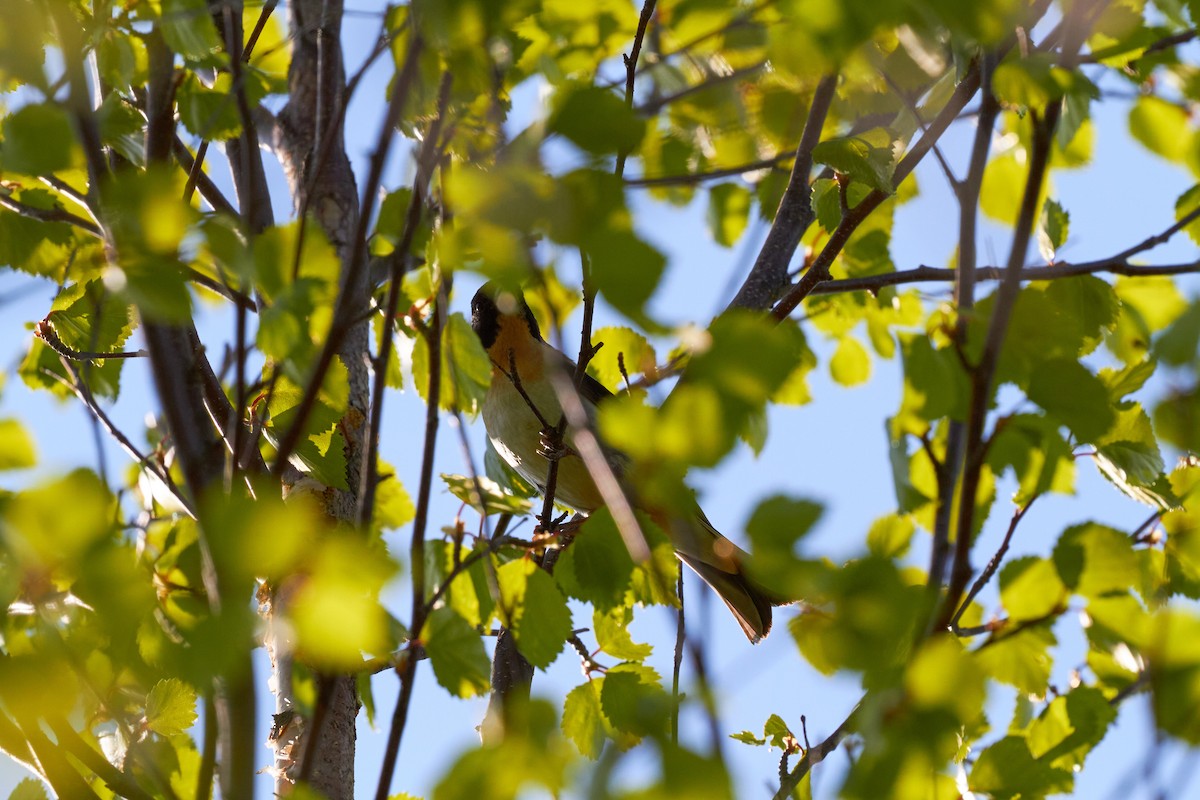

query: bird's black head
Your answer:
[470,282,542,350]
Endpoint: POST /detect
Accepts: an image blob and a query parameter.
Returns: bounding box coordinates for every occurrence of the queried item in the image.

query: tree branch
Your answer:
[806,259,1200,296]
[373,283,445,800]
[950,496,1040,633]
[772,705,857,800]
[729,73,837,310]
[0,193,101,236]
[928,51,998,598]
[358,70,452,528]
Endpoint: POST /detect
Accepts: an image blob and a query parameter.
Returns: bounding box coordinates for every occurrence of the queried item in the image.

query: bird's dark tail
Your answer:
[678,553,779,643]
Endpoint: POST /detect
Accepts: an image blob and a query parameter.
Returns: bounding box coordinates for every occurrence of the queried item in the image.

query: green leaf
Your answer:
[866,514,915,559]
[440,473,533,516]
[424,607,490,698]
[1026,358,1114,442]
[373,466,416,530]
[177,71,267,140]
[744,494,821,589]
[829,336,871,386]
[1156,301,1200,367]
[562,680,607,759]
[730,730,766,746]
[8,779,50,800]
[707,183,752,247]
[763,714,800,751]
[1175,185,1200,246]
[593,606,652,661]
[549,84,646,155]
[1128,95,1191,162]
[414,313,492,415]
[1093,404,1179,509]
[993,55,1075,111]
[0,103,78,174]
[289,537,397,668]
[975,624,1055,694]
[588,326,655,391]
[812,137,895,194]
[979,152,1028,226]
[894,334,968,434]
[1026,687,1116,770]
[1053,523,1138,599]
[496,560,572,670]
[599,663,669,737]
[904,636,986,720]
[5,469,115,565]
[556,507,637,610]
[1037,198,1070,262]
[1000,556,1066,621]
[987,414,1075,505]
[585,229,666,319]
[160,0,225,67]
[0,419,36,470]
[145,678,198,736]
[970,736,1073,798]
[1099,358,1156,401]
[810,177,842,233]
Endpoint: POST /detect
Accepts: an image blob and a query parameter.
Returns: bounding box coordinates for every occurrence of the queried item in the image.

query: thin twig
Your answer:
[373,282,444,800]
[671,570,685,743]
[615,0,659,176]
[772,706,857,800]
[36,319,148,360]
[635,62,766,116]
[950,496,1040,633]
[928,51,998,600]
[358,70,452,528]
[0,193,101,236]
[807,259,1200,295]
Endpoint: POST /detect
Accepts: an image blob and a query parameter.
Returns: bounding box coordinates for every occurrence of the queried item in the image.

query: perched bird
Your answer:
[470,282,781,642]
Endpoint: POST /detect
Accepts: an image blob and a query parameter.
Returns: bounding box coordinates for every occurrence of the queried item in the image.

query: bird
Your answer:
[469,281,781,642]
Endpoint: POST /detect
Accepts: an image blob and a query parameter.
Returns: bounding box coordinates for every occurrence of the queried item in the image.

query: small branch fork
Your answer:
[950,496,1040,636]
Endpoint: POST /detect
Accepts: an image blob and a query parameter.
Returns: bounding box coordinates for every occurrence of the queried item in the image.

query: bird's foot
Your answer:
[537,429,576,462]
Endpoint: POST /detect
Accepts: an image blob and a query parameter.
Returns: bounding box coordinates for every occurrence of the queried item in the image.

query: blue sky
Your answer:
[2,3,1200,797]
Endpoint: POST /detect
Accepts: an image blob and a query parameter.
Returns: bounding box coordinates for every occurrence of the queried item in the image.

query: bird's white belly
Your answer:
[482,378,603,512]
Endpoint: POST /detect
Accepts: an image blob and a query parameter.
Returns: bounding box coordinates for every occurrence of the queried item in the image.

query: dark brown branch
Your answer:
[772,705,857,800]
[929,52,998,598]
[772,0,1056,322]
[48,359,192,515]
[615,0,659,186]
[45,717,157,800]
[771,63,985,320]
[941,107,1060,631]
[635,62,766,116]
[599,0,778,90]
[807,259,1200,296]
[950,496,1040,633]
[358,71,452,528]
[729,74,836,310]
[625,151,794,187]
[939,0,1092,630]
[1080,28,1198,63]
[35,319,147,360]
[0,193,101,236]
[671,570,685,743]
[373,283,444,800]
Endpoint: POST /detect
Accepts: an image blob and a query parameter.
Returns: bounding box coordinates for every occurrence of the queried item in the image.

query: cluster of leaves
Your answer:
[2,0,1200,799]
